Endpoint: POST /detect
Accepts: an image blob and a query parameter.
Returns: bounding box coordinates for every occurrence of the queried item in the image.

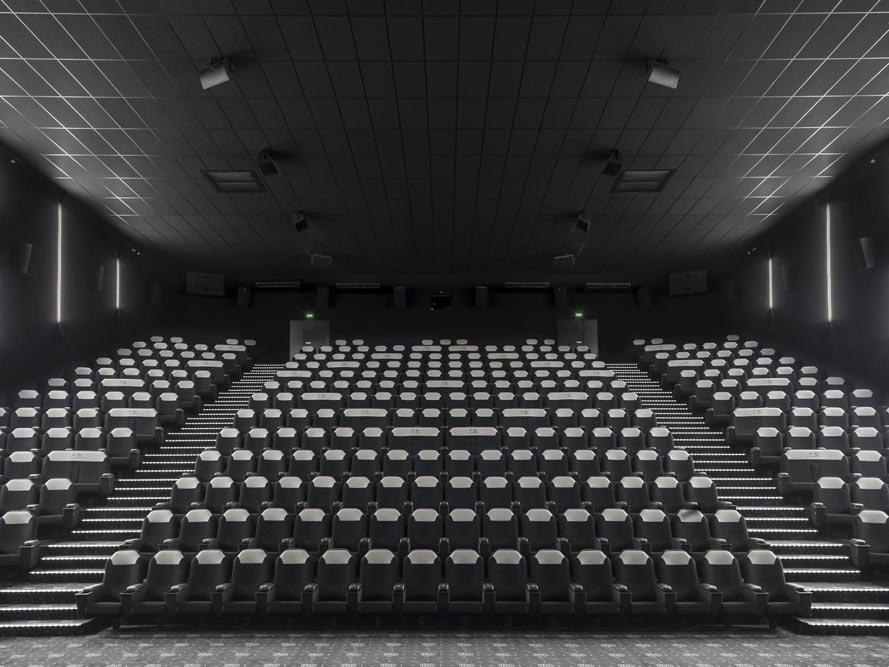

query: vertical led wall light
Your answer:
[826,203,833,323]
[768,257,774,311]
[56,203,62,323]
[115,259,121,310]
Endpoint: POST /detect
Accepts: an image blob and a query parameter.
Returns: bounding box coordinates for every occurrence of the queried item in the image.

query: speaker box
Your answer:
[554,287,568,309]
[394,286,406,308]
[779,264,791,292]
[257,149,279,177]
[316,286,330,309]
[95,264,105,293]
[150,282,163,306]
[18,243,36,277]
[474,286,488,308]
[236,287,252,308]
[722,280,736,303]
[855,236,878,271]
[634,286,652,309]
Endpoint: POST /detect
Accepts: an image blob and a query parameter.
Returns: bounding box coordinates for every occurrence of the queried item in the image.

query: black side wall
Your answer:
[0,158,161,402]
[732,148,889,390]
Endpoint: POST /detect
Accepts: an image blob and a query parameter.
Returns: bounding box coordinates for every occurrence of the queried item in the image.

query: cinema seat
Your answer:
[122,550,188,622]
[76,550,146,627]
[213,549,271,616]
[740,550,812,624]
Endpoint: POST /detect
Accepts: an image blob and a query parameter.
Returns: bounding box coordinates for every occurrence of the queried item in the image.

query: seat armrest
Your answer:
[698,583,722,612]
[99,473,115,495]
[848,538,870,568]
[437,583,449,613]
[594,537,611,555]
[75,584,105,617]
[165,583,189,613]
[241,537,257,549]
[211,582,232,614]
[302,583,318,614]
[527,583,540,614]
[20,539,43,568]
[483,582,495,614]
[256,582,275,613]
[655,582,676,612]
[347,582,360,612]
[120,583,147,615]
[633,537,650,553]
[851,503,864,513]
[708,537,727,549]
[200,538,218,549]
[611,583,631,613]
[742,582,768,614]
[62,503,82,529]
[393,583,405,612]
[161,538,179,550]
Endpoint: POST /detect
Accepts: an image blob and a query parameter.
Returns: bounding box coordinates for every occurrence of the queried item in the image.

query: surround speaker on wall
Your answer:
[779,264,791,292]
[95,265,105,293]
[18,243,36,277]
[393,286,406,308]
[854,236,879,271]
[150,282,163,306]
[236,287,252,308]
[554,287,568,309]
[316,286,330,309]
[186,271,225,296]
[634,286,652,309]
[474,286,488,308]
[669,270,708,296]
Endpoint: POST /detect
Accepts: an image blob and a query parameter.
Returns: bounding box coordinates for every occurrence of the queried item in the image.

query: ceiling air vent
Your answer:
[504,282,550,289]
[584,282,632,292]
[611,169,673,194]
[203,170,265,193]
[255,281,301,290]
[335,282,381,290]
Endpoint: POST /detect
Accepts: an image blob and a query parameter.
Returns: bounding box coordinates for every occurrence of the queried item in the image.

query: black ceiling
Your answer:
[2,0,889,282]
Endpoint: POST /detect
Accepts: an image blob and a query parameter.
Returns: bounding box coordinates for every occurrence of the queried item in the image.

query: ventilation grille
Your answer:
[504,281,550,289]
[203,170,265,193]
[584,282,632,292]
[335,282,381,290]
[255,281,301,290]
[611,169,673,193]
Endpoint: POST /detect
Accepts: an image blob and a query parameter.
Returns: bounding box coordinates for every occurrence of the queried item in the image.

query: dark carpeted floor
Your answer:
[1,627,888,666]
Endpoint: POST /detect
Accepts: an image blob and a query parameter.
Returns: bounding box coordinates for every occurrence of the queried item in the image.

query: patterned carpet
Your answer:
[1,628,888,666]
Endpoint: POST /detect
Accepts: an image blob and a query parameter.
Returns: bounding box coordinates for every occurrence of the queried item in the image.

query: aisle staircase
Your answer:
[609,362,889,635]
[0,364,283,636]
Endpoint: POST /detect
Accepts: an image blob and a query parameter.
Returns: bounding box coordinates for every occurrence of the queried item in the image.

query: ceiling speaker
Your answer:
[554,287,568,309]
[316,286,329,309]
[603,148,623,176]
[393,286,406,308]
[311,253,333,268]
[576,210,591,233]
[236,287,252,308]
[256,149,279,177]
[475,286,488,308]
[855,236,878,271]
[291,211,308,232]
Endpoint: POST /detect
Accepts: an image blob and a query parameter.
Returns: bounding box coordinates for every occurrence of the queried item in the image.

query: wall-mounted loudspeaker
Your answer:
[475,286,488,308]
[779,264,790,292]
[18,243,36,276]
[393,286,406,308]
[634,286,652,309]
[855,236,878,271]
[150,282,163,306]
[554,287,568,309]
[236,287,252,308]
[316,286,330,309]
[95,265,105,293]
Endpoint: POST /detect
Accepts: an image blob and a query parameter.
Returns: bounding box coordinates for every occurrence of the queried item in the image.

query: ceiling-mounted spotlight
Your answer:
[603,148,623,176]
[576,210,591,233]
[129,247,141,256]
[257,148,279,177]
[291,210,308,232]
[311,253,333,267]
[200,57,232,90]
[647,59,680,90]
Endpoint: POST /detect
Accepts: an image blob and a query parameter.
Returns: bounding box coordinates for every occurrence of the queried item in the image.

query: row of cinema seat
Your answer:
[0,335,257,571]
[635,335,889,576]
[78,546,809,626]
[162,470,722,516]
[230,409,664,438]
[124,506,764,560]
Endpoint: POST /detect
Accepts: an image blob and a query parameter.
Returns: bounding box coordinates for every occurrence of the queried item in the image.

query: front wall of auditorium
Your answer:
[4,143,889,396]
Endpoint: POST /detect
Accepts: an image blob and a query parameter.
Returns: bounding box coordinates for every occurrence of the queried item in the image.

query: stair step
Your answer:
[793,618,889,635]
[804,583,889,603]
[29,568,104,583]
[0,618,102,636]
[44,542,120,556]
[0,603,78,620]
[811,602,889,619]
[0,583,84,603]
[784,568,862,582]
